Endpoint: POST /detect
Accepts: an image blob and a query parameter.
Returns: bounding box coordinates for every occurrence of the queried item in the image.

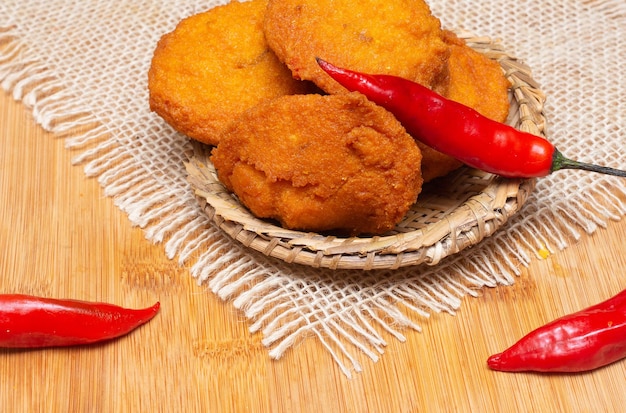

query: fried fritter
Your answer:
[211,93,423,236]
[148,0,313,146]
[419,31,512,182]
[437,31,511,123]
[417,143,464,183]
[263,0,450,94]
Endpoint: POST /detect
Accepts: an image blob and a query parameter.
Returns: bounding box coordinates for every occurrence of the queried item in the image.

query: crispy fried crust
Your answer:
[416,143,464,183]
[437,31,511,123]
[263,0,450,94]
[211,93,423,235]
[418,31,512,182]
[148,0,313,146]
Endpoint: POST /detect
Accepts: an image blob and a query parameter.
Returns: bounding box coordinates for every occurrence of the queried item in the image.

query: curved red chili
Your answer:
[317,58,626,179]
[487,289,626,373]
[0,294,160,348]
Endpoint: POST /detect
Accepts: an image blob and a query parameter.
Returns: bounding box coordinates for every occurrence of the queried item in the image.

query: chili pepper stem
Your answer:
[553,149,626,177]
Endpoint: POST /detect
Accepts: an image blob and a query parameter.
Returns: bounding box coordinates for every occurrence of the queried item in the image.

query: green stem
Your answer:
[552,148,626,177]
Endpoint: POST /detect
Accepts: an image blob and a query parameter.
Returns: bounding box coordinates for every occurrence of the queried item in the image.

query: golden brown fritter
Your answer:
[417,143,464,183]
[418,31,512,182]
[211,93,423,235]
[148,0,313,146]
[437,31,511,123]
[263,0,450,94]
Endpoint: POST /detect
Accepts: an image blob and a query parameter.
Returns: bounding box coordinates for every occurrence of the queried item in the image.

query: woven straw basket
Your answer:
[186,32,546,270]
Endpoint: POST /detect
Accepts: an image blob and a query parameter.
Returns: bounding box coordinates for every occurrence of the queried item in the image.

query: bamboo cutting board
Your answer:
[2,90,626,412]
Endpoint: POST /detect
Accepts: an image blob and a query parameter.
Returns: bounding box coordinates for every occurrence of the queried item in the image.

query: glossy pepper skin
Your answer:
[487,289,626,373]
[317,58,626,179]
[0,294,160,348]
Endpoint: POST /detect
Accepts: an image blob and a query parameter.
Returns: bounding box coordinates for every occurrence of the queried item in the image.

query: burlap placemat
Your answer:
[2,0,625,377]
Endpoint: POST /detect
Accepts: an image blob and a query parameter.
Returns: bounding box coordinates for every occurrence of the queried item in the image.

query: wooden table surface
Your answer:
[2,88,626,412]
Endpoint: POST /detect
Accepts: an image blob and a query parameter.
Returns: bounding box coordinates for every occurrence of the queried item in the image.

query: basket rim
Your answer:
[186,31,546,270]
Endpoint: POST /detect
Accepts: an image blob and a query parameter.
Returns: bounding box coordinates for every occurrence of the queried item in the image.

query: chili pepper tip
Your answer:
[316,58,345,76]
[315,57,331,70]
[143,301,161,319]
[486,353,506,370]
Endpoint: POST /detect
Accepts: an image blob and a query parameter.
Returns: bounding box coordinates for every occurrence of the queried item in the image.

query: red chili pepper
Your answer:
[317,58,626,179]
[0,294,160,348]
[487,289,626,373]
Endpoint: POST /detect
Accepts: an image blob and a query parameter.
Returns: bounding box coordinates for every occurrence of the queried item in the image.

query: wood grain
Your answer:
[2,90,626,412]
